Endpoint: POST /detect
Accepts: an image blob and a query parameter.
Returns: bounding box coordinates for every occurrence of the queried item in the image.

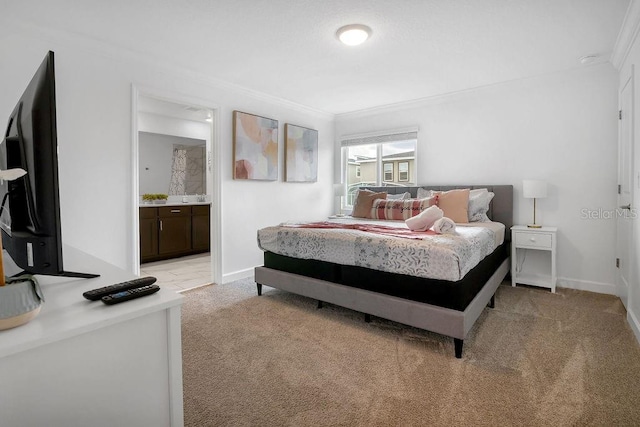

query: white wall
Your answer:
[336,64,620,294]
[0,23,335,277]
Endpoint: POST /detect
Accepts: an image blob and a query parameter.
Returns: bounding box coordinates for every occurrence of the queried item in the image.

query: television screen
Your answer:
[0,51,97,279]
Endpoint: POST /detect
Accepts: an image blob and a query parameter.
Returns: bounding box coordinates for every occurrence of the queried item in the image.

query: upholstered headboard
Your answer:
[361,185,513,241]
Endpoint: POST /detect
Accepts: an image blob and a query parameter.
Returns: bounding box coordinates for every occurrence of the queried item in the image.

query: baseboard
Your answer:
[628,308,640,345]
[556,276,617,295]
[222,267,255,284]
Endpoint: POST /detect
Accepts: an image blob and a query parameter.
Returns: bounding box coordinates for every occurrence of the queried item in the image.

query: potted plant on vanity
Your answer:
[142,193,168,204]
[0,167,45,331]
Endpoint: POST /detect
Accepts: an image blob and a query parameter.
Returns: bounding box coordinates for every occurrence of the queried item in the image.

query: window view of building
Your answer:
[383,163,393,181]
[399,161,409,181]
[343,138,417,206]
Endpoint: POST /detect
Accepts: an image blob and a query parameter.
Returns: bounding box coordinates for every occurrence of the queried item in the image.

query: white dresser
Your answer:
[0,245,184,427]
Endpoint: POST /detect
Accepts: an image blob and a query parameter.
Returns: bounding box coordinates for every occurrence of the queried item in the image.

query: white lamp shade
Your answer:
[333,184,346,197]
[522,180,547,199]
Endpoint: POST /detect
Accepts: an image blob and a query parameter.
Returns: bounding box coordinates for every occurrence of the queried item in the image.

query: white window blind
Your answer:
[340,129,418,147]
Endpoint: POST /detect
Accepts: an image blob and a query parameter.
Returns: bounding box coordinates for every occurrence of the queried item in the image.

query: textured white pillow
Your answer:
[417,187,431,199]
[468,189,494,222]
[387,192,411,200]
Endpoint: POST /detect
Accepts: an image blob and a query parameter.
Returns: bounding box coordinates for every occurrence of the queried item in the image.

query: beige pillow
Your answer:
[431,189,470,223]
[352,190,387,218]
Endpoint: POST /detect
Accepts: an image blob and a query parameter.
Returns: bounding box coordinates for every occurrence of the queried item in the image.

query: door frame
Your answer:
[130,84,222,285]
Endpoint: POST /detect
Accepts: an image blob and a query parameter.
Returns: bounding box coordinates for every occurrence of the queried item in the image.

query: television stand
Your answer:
[0,245,184,427]
[10,270,100,279]
[50,270,100,279]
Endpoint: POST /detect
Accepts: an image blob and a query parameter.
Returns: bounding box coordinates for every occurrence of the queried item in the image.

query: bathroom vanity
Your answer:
[140,202,210,263]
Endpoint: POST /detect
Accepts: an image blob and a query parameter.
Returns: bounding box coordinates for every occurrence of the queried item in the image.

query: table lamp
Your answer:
[333,184,345,216]
[523,180,547,228]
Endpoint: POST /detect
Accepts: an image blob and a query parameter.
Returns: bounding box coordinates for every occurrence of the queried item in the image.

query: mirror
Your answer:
[137,95,211,197]
[139,132,206,195]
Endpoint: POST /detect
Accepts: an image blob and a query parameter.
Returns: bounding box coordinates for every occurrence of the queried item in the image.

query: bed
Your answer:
[254,185,513,358]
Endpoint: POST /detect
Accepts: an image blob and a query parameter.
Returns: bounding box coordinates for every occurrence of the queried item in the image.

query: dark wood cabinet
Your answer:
[139,207,158,260]
[192,205,210,251]
[140,204,210,263]
[158,207,192,255]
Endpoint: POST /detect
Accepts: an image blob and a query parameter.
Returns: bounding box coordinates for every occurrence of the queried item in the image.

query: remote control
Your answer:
[83,276,157,301]
[101,284,160,305]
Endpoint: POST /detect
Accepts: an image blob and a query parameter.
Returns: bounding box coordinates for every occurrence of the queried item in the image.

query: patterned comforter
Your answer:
[257,219,504,281]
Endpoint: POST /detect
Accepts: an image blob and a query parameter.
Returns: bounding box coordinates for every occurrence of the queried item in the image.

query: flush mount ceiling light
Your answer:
[336,24,372,46]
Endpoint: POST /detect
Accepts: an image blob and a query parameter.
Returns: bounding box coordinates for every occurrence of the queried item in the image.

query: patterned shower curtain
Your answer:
[168,146,187,195]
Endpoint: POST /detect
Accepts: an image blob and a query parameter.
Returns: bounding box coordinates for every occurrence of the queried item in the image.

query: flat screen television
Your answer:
[0,51,98,278]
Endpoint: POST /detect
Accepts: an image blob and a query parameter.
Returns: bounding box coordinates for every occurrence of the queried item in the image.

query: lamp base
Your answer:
[527,224,542,228]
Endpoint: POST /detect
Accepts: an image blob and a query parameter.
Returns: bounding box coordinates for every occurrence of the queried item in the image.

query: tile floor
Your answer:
[140,253,212,293]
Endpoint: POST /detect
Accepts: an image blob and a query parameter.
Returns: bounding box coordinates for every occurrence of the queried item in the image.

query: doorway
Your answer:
[131,87,221,288]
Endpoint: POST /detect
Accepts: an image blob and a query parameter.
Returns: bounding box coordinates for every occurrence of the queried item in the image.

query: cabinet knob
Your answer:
[529,237,536,242]
[171,209,181,213]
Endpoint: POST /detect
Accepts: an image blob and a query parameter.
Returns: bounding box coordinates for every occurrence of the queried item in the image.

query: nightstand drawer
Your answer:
[514,232,552,249]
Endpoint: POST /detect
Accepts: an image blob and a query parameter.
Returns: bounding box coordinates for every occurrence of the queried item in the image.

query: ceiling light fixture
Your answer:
[336,24,372,46]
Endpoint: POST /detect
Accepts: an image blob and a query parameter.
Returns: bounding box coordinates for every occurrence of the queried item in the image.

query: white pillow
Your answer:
[468,189,494,222]
[387,192,411,200]
[417,187,430,199]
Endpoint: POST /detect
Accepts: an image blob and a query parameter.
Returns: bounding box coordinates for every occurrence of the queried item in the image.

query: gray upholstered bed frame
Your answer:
[254,185,513,358]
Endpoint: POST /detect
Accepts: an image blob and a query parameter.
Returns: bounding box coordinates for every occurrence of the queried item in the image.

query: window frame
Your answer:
[339,127,418,210]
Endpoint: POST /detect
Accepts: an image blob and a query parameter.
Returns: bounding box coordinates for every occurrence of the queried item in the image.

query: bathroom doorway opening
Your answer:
[131,87,221,288]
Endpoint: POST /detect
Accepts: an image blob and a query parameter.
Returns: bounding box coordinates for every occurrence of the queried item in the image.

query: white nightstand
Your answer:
[511,225,557,293]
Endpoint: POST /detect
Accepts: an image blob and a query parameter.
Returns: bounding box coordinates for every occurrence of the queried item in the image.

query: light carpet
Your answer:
[181,279,640,426]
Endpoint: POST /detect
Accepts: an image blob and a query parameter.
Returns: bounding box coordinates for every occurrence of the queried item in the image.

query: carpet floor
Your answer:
[181,279,640,426]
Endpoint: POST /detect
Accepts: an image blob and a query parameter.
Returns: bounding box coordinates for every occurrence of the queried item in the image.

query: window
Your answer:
[341,129,418,207]
[399,162,409,182]
[383,163,393,181]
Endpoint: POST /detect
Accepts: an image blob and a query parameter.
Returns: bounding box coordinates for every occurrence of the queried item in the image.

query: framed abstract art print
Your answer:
[233,111,278,180]
[284,123,318,182]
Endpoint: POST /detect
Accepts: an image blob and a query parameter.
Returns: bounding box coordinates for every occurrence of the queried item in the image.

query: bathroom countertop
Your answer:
[139,201,211,208]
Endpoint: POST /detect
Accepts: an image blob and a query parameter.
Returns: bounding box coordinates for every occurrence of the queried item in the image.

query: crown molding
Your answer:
[336,63,613,121]
[611,0,640,70]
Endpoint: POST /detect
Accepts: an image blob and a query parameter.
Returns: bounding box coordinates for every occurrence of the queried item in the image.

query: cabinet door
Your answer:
[192,206,210,251]
[140,218,158,260]
[159,212,192,255]
[140,208,158,261]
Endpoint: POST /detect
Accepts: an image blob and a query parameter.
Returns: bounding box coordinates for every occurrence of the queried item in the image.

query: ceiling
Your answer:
[7,0,631,115]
